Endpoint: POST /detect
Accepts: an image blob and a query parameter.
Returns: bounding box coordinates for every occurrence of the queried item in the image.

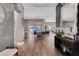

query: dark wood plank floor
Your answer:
[16,32,61,56]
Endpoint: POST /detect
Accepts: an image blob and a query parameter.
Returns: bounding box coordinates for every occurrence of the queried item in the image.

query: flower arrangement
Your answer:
[56,27,65,37]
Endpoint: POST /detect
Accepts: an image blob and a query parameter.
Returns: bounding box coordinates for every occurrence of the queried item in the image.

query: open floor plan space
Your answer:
[17,33,61,56]
[0,3,79,56]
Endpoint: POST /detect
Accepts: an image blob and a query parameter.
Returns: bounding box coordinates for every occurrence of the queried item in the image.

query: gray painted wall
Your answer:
[0,4,14,52]
[56,5,61,27]
[56,4,64,27]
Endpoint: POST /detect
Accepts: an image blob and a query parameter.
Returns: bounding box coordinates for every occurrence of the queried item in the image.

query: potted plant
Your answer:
[56,29,64,37]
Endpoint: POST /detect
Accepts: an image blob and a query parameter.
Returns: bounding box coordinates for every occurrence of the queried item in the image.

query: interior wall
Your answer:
[62,21,74,27]
[23,19,45,31]
[14,10,24,44]
[61,4,77,33]
[56,5,61,27]
[0,4,14,52]
[45,22,56,29]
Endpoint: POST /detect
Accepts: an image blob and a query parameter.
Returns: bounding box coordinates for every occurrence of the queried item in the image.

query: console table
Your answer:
[55,36,75,56]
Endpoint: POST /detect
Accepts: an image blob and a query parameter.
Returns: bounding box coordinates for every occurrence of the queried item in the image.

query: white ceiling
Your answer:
[61,3,77,21]
[22,3,58,7]
[24,7,56,22]
[22,3,77,22]
[62,3,77,8]
[23,3,57,22]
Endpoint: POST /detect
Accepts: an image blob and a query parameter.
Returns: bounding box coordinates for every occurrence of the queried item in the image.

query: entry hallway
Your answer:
[17,32,61,56]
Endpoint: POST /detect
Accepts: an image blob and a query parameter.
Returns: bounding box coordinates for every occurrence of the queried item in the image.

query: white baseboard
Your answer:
[14,41,25,45]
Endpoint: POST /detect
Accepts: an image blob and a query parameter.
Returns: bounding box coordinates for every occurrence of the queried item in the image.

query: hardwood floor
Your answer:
[16,32,61,56]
